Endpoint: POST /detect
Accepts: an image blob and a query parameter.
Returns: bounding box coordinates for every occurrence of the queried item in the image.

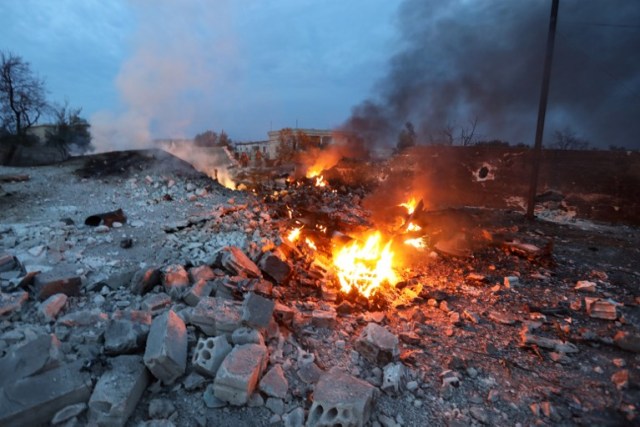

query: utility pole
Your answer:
[526,0,559,220]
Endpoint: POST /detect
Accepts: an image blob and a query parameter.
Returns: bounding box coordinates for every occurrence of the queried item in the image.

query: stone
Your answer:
[266,397,285,415]
[488,311,516,325]
[355,323,399,365]
[219,246,262,278]
[104,319,149,355]
[273,302,295,325]
[381,363,405,395]
[466,273,487,283]
[283,407,305,427]
[33,274,81,301]
[192,335,232,377]
[296,362,323,385]
[163,264,190,298]
[611,370,629,390]
[148,398,176,419]
[130,268,162,295]
[311,309,337,328]
[585,297,618,320]
[183,279,216,306]
[242,292,275,329]
[39,293,68,322]
[614,331,640,353]
[0,361,91,427]
[520,330,578,353]
[57,309,108,327]
[213,343,268,405]
[0,334,63,388]
[0,253,20,273]
[258,253,291,285]
[0,290,28,316]
[88,355,149,427]
[189,265,216,282]
[575,280,597,292]
[203,384,227,408]
[144,310,187,384]
[307,369,376,427]
[141,292,172,312]
[51,402,87,425]
[232,327,265,346]
[259,364,288,399]
[183,372,207,391]
[503,276,519,287]
[191,297,242,337]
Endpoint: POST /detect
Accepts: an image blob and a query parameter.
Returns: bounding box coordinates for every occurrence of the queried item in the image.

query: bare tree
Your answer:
[0,52,48,136]
[552,127,589,150]
[460,117,478,146]
[46,100,93,156]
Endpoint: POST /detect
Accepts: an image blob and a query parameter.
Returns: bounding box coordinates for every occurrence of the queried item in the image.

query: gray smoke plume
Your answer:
[343,0,640,149]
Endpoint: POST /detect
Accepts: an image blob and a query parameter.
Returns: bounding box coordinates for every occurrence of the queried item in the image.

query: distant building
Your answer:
[25,124,56,142]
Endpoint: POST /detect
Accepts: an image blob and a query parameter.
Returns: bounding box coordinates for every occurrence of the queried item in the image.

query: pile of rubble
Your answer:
[0,151,639,426]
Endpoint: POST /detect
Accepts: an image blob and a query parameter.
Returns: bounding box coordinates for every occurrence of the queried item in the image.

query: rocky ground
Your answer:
[0,149,638,427]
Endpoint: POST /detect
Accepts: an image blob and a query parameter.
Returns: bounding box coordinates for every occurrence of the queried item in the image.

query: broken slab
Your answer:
[259,364,288,399]
[88,355,149,427]
[0,361,91,427]
[189,265,216,282]
[258,252,291,285]
[183,279,216,307]
[585,297,619,320]
[0,290,28,316]
[144,310,187,384]
[192,335,232,378]
[104,319,149,355]
[520,329,579,353]
[33,274,81,301]
[39,293,68,322]
[307,368,376,427]
[130,268,162,295]
[231,327,265,346]
[355,323,399,365]
[163,264,189,298]
[219,246,262,278]
[0,334,63,388]
[191,297,242,337]
[214,343,268,405]
[242,292,275,329]
[141,292,172,312]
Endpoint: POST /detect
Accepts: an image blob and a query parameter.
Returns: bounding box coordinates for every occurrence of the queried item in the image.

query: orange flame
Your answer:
[314,175,328,187]
[404,237,427,249]
[305,238,317,250]
[399,197,418,215]
[333,232,398,298]
[287,227,302,242]
[406,222,422,232]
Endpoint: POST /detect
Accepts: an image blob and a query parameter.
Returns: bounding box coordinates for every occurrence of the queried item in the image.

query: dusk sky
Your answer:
[1,0,639,150]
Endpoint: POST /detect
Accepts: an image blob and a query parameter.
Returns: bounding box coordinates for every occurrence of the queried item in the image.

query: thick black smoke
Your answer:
[343,0,640,149]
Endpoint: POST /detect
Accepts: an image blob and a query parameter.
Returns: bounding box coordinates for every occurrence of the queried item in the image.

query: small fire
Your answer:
[306,167,323,179]
[399,197,418,215]
[404,237,427,250]
[406,222,422,232]
[287,227,302,242]
[305,238,317,250]
[314,175,328,187]
[333,231,398,298]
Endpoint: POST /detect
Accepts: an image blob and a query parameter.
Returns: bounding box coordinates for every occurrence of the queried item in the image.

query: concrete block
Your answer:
[141,292,172,312]
[381,362,405,395]
[307,368,375,427]
[39,293,68,322]
[0,334,62,388]
[585,297,618,320]
[274,302,295,325]
[258,253,291,285]
[354,323,399,365]
[33,274,81,301]
[130,268,162,295]
[0,290,28,316]
[0,361,91,427]
[144,310,187,384]
[57,309,108,327]
[88,355,149,427]
[242,292,275,329]
[163,264,190,298]
[183,279,215,306]
[259,364,288,399]
[311,309,337,329]
[232,327,265,346]
[214,343,268,405]
[51,402,87,425]
[192,335,232,377]
[191,297,242,337]
[219,246,262,278]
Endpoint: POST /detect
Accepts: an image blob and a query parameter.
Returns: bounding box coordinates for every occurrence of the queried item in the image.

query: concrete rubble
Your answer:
[0,151,639,426]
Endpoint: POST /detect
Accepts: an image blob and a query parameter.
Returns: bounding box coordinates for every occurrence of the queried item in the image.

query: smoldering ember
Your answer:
[0,136,638,427]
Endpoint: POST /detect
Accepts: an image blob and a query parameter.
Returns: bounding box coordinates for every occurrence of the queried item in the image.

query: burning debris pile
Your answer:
[0,150,639,426]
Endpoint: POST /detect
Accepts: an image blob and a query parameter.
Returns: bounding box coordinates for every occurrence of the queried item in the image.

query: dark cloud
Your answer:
[343,0,640,149]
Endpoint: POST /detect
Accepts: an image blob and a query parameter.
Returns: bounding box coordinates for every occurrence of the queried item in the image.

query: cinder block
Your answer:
[354,323,399,365]
[104,319,149,355]
[143,310,187,384]
[192,336,232,377]
[0,361,91,427]
[183,279,215,307]
[231,327,265,346]
[307,369,375,427]
[88,355,149,427]
[33,274,81,301]
[242,292,275,329]
[214,343,268,405]
[219,246,262,278]
[258,253,291,285]
[191,297,242,337]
